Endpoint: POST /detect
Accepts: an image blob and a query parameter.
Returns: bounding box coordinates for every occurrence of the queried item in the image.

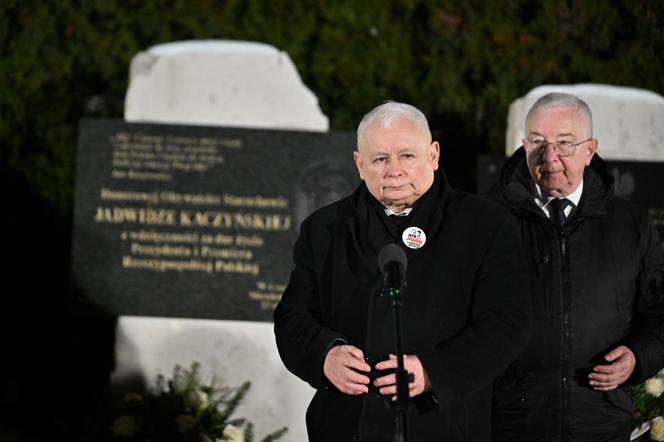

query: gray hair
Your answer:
[357,101,431,147]
[526,92,593,136]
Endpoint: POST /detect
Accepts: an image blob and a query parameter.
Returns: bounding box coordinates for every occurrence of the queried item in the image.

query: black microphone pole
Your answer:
[378,244,410,442]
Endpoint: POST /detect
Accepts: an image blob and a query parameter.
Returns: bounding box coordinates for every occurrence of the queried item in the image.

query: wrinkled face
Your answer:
[354,118,439,211]
[526,106,597,198]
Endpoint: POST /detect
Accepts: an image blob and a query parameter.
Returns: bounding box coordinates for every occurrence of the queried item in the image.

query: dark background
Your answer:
[1,1,662,440]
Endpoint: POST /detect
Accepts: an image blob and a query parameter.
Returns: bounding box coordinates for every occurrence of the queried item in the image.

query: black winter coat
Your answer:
[491,148,664,442]
[274,171,531,441]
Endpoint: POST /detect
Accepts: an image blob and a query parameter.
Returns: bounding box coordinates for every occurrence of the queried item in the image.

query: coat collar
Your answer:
[346,169,453,275]
[495,146,614,222]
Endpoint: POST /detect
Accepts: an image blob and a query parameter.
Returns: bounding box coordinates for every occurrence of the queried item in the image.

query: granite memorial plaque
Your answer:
[72,119,359,320]
[476,154,664,243]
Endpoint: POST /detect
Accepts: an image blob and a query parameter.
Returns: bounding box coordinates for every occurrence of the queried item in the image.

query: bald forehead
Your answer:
[526,105,593,137]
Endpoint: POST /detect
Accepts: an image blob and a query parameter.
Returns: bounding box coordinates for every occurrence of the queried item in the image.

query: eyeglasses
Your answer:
[523,137,593,157]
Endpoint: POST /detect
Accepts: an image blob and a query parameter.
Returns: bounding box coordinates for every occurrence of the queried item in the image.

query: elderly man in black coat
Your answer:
[274,101,531,441]
[491,92,664,441]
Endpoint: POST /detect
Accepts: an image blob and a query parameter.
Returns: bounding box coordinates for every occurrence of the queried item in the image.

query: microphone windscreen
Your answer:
[378,243,407,274]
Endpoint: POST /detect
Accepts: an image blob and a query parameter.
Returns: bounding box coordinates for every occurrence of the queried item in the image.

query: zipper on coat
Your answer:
[559,231,571,442]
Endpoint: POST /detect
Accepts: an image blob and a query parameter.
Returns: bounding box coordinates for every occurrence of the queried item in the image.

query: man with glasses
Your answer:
[491,92,664,441]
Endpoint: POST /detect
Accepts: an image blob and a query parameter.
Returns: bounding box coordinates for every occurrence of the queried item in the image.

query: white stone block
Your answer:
[506,84,664,161]
[117,40,325,441]
[125,40,328,131]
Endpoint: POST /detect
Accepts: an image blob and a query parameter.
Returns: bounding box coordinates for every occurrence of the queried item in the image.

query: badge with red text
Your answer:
[402,226,426,249]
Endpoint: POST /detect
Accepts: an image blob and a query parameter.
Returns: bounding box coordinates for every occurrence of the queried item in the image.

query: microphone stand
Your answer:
[387,285,410,442]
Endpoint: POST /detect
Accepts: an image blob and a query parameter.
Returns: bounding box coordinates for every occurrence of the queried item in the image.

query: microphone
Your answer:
[378,243,407,298]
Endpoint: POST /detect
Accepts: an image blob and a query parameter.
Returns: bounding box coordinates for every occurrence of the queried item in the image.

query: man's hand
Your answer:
[588,345,636,391]
[373,354,431,400]
[323,345,371,395]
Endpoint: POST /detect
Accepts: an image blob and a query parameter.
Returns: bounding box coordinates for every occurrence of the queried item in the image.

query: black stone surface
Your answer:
[72,119,359,321]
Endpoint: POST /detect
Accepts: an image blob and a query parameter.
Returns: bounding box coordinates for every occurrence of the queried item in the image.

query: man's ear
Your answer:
[584,138,598,166]
[430,141,440,171]
[353,150,365,180]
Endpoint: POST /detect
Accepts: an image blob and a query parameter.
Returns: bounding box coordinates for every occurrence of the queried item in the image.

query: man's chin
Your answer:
[382,194,415,208]
[538,176,565,193]
[539,183,567,198]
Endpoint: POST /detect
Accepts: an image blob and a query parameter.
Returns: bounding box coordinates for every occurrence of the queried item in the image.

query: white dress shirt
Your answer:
[534,181,584,220]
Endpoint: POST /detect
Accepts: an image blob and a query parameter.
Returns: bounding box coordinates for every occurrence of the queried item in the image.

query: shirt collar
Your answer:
[534,180,583,210]
[383,206,412,217]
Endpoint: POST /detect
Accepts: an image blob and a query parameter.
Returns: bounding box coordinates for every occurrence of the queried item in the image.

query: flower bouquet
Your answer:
[630,370,664,441]
[108,362,287,442]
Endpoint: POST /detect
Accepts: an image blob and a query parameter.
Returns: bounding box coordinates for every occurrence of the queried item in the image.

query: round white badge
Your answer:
[402,226,426,249]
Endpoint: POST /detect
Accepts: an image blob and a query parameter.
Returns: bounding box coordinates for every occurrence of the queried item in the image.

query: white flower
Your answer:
[222,424,245,442]
[187,388,209,411]
[645,377,664,397]
[110,415,138,438]
[651,419,664,441]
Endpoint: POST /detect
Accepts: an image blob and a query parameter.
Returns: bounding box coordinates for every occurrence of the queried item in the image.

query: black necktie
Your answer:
[548,198,571,226]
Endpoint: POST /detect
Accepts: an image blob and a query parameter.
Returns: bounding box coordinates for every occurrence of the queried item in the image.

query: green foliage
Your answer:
[629,370,664,441]
[104,362,287,442]
[1,0,662,214]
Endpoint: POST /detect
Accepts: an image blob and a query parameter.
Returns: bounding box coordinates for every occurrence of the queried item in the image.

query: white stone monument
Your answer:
[125,40,328,131]
[116,40,329,441]
[506,84,664,161]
